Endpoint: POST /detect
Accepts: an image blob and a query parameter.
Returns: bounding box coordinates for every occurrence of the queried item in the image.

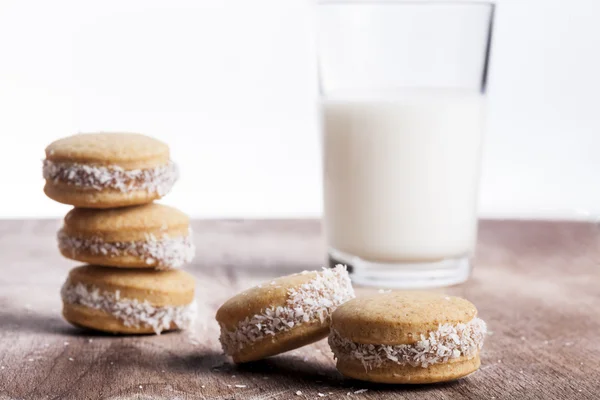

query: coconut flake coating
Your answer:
[61,282,197,334]
[58,228,195,269]
[329,317,487,370]
[219,265,355,354]
[43,159,178,195]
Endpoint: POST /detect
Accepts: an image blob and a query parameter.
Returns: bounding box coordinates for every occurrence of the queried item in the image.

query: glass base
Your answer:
[328,248,472,289]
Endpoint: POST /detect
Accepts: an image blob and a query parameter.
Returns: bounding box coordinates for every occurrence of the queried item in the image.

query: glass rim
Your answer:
[318,1,495,6]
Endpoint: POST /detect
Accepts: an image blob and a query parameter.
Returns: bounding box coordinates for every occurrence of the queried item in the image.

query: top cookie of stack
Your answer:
[43,132,178,208]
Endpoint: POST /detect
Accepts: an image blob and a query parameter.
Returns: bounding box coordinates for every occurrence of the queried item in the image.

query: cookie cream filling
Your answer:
[58,228,195,269]
[219,265,355,354]
[329,317,487,370]
[42,159,178,195]
[61,282,197,334]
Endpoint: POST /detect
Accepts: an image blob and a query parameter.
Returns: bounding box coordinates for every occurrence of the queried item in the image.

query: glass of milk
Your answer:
[317,2,495,288]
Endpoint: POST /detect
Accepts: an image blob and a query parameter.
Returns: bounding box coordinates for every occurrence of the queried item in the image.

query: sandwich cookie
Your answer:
[216,265,355,363]
[58,203,195,269]
[43,132,178,208]
[329,291,487,384]
[61,265,197,334]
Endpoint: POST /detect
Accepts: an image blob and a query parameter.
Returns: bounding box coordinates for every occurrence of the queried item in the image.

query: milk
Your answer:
[322,90,485,262]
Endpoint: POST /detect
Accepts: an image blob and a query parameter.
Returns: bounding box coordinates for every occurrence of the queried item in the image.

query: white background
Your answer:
[0,0,598,219]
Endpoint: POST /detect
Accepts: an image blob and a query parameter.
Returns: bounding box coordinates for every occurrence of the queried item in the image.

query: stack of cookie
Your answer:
[43,132,197,334]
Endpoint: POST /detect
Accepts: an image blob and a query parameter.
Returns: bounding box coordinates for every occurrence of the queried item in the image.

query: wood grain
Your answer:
[0,219,599,399]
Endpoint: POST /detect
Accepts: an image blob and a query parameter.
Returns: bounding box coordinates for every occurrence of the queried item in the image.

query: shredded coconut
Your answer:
[219,265,354,354]
[329,318,487,370]
[58,228,195,269]
[61,282,197,334]
[43,159,178,195]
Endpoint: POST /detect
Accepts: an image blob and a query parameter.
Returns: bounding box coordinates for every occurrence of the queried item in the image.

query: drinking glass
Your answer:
[317,1,495,288]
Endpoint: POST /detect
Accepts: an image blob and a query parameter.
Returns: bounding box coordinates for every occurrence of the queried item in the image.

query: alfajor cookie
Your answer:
[61,265,197,334]
[329,291,487,384]
[43,132,178,208]
[216,265,355,363]
[58,203,195,269]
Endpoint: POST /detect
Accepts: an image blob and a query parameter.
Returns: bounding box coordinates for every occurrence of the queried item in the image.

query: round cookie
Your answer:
[43,132,178,208]
[58,203,195,269]
[329,291,487,384]
[61,265,197,334]
[216,265,355,363]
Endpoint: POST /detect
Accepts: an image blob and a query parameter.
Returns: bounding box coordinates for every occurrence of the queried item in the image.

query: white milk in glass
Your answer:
[323,89,485,263]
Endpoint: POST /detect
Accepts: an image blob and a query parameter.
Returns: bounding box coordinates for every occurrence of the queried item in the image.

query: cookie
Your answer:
[43,132,178,208]
[61,265,197,334]
[329,291,487,384]
[216,265,355,363]
[58,203,195,269]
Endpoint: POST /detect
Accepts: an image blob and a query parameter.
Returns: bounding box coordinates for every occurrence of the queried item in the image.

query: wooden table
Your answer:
[1,220,599,399]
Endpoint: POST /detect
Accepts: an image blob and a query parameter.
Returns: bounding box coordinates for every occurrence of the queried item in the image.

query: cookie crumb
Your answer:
[354,389,368,394]
[318,394,326,397]
[139,385,143,389]
[68,358,74,361]
[296,391,302,396]
[235,385,246,388]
